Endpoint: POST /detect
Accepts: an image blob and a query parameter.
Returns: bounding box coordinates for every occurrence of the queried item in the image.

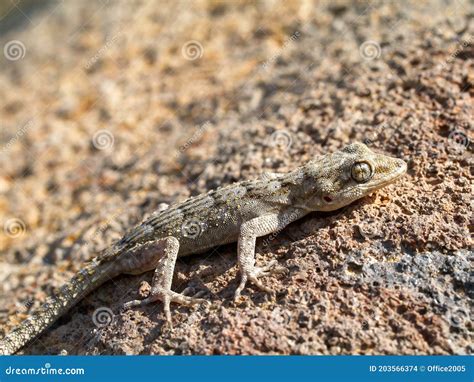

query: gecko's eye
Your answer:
[351,161,373,183]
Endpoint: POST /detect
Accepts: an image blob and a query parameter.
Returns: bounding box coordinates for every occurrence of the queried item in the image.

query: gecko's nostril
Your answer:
[398,159,407,172]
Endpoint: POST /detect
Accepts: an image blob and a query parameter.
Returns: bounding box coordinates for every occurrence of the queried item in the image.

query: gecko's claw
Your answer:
[121,289,208,322]
[234,260,284,300]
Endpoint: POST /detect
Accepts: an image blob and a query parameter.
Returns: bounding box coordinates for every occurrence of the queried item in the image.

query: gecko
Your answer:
[0,142,407,355]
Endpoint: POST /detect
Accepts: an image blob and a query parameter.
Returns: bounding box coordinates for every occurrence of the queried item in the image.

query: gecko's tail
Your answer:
[0,258,116,355]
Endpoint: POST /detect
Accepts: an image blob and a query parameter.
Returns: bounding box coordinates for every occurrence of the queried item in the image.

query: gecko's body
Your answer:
[0,143,407,355]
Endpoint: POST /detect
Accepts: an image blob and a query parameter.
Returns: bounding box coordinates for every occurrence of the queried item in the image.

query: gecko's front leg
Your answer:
[234,208,306,299]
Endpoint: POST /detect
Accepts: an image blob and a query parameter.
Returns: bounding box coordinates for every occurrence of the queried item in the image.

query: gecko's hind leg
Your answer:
[121,237,207,322]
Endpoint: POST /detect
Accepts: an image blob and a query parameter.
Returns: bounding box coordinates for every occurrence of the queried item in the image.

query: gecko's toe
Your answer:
[121,288,208,322]
[234,263,280,299]
[253,261,286,280]
[234,274,248,300]
[121,294,161,311]
[258,259,287,275]
[121,300,140,311]
[248,275,272,293]
[268,264,288,275]
[260,259,278,273]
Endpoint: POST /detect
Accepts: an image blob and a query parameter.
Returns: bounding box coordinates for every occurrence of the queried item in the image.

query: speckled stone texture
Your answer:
[0,0,472,355]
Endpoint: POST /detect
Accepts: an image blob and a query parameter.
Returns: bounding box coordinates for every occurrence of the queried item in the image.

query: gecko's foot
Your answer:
[234,260,285,300]
[121,288,208,322]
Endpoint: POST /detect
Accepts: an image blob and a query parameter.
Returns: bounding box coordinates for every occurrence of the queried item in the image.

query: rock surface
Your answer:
[0,0,472,355]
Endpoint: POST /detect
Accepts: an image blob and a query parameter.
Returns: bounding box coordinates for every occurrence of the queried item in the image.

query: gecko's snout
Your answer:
[393,158,407,176]
[394,158,407,177]
[370,154,407,189]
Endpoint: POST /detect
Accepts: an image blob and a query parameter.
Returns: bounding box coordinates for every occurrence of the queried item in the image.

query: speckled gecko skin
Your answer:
[0,142,406,355]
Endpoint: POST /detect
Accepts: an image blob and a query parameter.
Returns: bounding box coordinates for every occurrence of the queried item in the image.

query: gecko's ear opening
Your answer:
[323,196,333,203]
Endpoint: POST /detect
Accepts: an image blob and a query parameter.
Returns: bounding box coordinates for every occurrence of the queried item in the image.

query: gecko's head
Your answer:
[303,142,406,211]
